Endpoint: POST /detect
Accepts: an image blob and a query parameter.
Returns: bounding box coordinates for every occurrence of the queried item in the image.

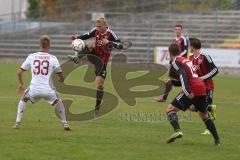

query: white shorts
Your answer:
[24,87,59,105]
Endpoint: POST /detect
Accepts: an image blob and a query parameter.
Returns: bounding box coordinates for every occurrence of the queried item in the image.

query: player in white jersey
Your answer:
[12,35,70,131]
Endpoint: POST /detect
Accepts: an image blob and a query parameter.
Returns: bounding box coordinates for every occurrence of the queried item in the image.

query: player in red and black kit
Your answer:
[172,25,189,57]
[156,24,189,102]
[165,43,220,146]
[71,17,122,117]
[189,38,218,135]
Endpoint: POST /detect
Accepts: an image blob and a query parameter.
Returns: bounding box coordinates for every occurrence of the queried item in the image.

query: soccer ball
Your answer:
[71,39,85,52]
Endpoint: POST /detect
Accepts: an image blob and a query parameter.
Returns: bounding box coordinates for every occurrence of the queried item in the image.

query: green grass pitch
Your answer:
[0,63,240,160]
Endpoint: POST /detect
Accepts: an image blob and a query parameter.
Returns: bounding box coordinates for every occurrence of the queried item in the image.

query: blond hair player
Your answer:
[13,35,70,131]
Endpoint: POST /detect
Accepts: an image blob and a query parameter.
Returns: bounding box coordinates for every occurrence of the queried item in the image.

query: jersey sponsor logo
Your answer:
[192,64,200,71]
[97,40,104,46]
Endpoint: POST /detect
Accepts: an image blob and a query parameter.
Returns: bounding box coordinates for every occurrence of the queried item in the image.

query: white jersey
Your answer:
[21,51,62,91]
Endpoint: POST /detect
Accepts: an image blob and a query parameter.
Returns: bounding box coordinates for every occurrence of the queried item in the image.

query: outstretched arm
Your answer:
[77,28,96,40]
[108,30,123,49]
[71,28,96,41]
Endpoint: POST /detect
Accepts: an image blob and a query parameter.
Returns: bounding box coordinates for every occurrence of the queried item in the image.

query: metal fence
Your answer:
[0,6,240,63]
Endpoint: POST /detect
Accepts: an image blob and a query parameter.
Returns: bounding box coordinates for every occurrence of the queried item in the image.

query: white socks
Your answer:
[15,100,68,125]
[16,100,26,123]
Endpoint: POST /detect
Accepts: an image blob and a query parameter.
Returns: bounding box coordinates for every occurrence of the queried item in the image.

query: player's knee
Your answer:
[21,97,29,102]
[189,105,197,112]
[96,81,104,89]
[199,112,209,120]
[166,104,176,112]
[165,79,172,87]
[96,78,104,88]
[52,99,60,106]
[97,85,104,91]
[166,79,172,85]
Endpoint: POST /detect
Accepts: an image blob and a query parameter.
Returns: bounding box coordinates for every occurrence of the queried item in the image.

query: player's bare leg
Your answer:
[12,97,29,129]
[94,76,105,119]
[166,104,183,143]
[154,95,166,102]
[54,100,70,131]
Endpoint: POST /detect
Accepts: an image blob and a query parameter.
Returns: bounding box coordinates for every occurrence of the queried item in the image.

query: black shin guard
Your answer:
[167,111,180,131]
[204,118,219,141]
[95,86,104,110]
[163,80,173,100]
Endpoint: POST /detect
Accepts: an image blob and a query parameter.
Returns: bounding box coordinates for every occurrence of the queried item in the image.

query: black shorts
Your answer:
[87,53,107,79]
[171,93,208,113]
[95,64,107,79]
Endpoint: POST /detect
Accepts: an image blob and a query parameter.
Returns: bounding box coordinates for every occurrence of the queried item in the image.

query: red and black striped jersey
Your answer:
[189,51,218,90]
[172,56,206,96]
[172,35,189,57]
[78,27,120,64]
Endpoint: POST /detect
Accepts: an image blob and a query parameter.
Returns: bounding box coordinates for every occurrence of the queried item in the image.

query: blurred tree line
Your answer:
[27,0,238,19]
